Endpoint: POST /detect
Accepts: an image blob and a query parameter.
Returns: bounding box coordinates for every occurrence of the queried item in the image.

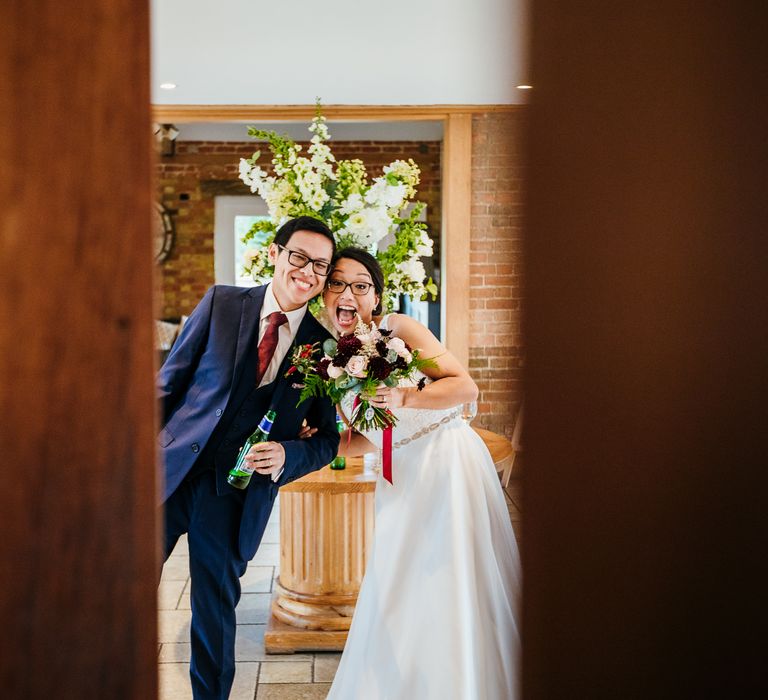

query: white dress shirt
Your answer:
[258,282,307,481]
[257,282,307,387]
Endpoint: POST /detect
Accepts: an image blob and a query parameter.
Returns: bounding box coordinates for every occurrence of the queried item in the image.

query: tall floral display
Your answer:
[238,106,437,309]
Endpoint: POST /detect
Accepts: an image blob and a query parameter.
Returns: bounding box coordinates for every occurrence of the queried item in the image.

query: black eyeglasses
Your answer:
[326,279,375,296]
[277,245,331,276]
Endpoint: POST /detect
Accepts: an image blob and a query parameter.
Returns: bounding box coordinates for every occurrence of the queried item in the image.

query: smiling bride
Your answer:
[317,247,520,700]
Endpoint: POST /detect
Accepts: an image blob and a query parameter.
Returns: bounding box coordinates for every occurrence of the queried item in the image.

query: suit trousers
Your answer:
[164,470,249,700]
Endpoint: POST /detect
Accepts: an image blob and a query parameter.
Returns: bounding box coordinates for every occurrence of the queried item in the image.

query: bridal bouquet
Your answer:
[286,321,433,432]
[238,102,437,308]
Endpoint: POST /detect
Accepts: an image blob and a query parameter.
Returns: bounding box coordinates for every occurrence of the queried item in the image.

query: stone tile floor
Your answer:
[159,478,522,699]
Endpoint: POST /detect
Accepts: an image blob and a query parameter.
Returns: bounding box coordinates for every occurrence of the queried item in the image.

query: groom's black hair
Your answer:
[274,216,336,255]
[331,247,385,315]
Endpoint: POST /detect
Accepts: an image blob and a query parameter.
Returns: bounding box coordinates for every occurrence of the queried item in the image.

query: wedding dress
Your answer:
[326,315,521,700]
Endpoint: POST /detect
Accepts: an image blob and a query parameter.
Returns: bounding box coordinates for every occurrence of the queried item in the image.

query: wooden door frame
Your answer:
[151,103,517,366]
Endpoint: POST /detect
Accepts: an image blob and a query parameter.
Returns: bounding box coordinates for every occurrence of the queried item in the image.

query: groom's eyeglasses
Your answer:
[276,245,331,276]
[326,279,375,296]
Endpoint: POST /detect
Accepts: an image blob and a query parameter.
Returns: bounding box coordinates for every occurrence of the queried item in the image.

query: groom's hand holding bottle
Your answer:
[244,440,286,476]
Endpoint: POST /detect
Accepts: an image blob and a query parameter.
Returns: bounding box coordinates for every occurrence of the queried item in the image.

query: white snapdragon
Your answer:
[383,159,420,197]
[308,115,330,141]
[309,188,329,212]
[365,178,407,210]
[239,160,269,194]
[239,158,253,183]
[264,179,295,221]
[243,247,260,267]
[397,257,426,283]
[341,205,391,249]
[295,166,328,212]
[339,193,364,215]
[243,247,272,284]
[415,229,434,257]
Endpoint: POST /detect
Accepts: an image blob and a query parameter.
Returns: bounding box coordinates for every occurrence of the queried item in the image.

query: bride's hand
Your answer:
[370,386,406,410]
[298,420,318,439]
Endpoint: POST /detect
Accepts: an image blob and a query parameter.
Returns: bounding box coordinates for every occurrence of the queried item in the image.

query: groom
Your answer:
[158,216,340,699]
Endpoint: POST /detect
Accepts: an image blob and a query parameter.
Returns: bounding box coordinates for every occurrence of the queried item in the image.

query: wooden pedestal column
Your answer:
[264,458,376,653]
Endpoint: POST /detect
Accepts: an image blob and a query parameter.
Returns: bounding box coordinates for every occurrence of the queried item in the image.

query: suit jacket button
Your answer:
[191,443,200,453]
[215,408,223,416]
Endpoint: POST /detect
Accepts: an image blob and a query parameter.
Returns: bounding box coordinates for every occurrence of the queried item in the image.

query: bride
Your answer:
[313,247,520,699]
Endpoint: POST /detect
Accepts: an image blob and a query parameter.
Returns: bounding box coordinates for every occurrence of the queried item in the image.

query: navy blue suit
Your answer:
[158,284,339,699]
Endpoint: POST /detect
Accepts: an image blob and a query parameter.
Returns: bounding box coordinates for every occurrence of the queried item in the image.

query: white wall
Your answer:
[151,0,528,105]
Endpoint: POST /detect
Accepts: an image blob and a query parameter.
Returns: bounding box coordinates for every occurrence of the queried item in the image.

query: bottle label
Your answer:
[230,463,255,477]
[259,414,274,434]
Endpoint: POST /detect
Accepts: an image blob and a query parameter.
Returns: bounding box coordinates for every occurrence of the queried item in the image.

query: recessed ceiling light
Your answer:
[516,84,533,90]
[160,82,177,90]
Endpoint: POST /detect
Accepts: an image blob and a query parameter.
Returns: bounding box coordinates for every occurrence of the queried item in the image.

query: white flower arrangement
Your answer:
[238,103,437,308]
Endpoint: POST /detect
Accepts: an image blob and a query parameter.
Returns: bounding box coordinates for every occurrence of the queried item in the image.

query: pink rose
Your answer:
[345,355,368,378]
[386,337,408,356]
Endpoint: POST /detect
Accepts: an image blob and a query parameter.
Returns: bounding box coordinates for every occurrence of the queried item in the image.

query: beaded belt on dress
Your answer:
[392,407,463,450]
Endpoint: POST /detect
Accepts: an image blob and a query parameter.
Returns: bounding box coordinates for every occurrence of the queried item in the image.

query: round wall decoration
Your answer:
[153,201,175,264]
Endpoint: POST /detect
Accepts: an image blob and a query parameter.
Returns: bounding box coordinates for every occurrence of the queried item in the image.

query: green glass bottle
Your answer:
[227,409,277,489]
[330,412,346,470]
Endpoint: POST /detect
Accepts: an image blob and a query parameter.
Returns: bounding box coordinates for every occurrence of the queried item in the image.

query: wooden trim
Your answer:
[151,103,520,123]
[441,113,473,367]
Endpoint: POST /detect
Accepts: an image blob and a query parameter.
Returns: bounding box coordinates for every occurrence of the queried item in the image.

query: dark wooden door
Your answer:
[0,1,158,697]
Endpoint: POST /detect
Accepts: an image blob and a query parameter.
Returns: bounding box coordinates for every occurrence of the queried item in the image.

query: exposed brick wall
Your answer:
[469,111,525,440]
[155,140,442,319]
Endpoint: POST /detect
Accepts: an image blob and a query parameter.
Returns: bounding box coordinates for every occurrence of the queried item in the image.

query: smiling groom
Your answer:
[158,216,340,700]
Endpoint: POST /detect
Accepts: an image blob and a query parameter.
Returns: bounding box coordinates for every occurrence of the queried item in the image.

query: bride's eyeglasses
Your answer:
[326,279,375,296]
[276,245,331,276]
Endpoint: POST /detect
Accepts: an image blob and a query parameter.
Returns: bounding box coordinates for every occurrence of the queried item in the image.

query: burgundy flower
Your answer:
[375,340,388,357]
[379,328,392,337]
[393,356,408,371]
[368,356,393,381]
[337,334,363,354]
[332,351,350,367]
[317,358,331,380]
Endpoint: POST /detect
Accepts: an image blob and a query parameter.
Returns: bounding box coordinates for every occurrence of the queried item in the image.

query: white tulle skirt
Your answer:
[326,416,521,700]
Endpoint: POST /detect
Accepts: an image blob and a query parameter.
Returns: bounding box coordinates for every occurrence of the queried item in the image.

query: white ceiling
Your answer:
[151,0,529,106]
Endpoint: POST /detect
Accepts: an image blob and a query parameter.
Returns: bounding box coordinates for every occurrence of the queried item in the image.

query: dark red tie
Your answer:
[257,311,288,385]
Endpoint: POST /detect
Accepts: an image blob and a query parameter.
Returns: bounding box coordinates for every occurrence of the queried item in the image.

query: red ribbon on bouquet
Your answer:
[352,395,393,484]
[382,424,393,484]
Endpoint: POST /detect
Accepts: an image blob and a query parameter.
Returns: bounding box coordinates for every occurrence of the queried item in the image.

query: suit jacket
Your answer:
[157,284,339,559]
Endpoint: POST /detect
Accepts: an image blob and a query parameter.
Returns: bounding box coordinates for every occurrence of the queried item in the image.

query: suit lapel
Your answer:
[268,311,323,411]
[231,285,266,391]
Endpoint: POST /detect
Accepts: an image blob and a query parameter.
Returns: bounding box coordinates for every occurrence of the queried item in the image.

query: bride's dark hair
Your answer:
[330,247,385,315]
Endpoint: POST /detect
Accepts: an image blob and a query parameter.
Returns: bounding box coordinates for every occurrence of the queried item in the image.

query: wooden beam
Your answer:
[441,113,473,366]
[151,103,521,123]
